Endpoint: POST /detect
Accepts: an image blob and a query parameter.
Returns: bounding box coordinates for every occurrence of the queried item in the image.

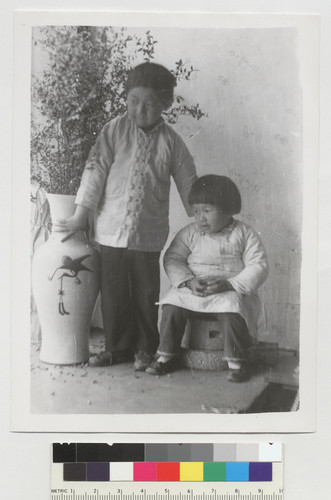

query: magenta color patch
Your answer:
[134,462,157,481]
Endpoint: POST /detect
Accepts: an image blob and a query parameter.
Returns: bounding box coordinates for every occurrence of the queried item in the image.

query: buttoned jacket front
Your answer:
[75,114,197,251]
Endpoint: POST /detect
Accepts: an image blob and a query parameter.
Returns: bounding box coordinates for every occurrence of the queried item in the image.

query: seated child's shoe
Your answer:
[227,365,251,383]
[146,356,178,376]
[134,351,154,371]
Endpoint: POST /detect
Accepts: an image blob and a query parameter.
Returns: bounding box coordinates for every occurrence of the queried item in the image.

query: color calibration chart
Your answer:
[51,443,283,500]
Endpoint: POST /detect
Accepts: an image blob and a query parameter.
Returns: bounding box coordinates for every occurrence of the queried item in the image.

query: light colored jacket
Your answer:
[160,220,269,336]
[75,114,197,251]
[164,220,268,292]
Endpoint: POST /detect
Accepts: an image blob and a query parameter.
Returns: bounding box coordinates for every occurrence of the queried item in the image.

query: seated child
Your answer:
[146,174,268,382]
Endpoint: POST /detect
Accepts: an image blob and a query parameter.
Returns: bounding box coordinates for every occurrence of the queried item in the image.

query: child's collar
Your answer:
[126,113,165,134]
[196,217,236,237]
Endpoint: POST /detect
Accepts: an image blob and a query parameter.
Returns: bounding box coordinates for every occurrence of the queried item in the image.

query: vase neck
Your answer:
[50,229,86,243]
[46,193,76,221]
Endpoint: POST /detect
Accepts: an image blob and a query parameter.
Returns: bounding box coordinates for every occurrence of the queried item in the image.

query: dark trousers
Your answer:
[158,305,251,361]
[100,246,160,354]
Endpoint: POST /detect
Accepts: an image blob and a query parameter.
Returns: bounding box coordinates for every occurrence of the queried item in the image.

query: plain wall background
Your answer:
[2,1,330,499]
[32,25,302,349]
[154,26,302,350]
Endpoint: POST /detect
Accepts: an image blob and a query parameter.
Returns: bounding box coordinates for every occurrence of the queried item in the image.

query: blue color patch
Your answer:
[226,462,249,481]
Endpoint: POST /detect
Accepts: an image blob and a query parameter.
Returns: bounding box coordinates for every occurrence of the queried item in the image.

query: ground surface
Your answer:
[30,330,297,415]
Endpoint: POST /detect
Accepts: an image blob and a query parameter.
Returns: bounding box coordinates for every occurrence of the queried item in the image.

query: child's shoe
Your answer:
[89,351,112,367]
[146,356,178,376]
[134,351,154,371]
[227,365,251,383]
[89,350,133,367]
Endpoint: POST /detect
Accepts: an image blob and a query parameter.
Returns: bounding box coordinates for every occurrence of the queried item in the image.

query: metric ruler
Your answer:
[50,485,284,500]
[51,443,284,500]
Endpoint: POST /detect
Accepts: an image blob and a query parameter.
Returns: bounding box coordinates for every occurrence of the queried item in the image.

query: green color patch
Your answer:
[203,462,226,481]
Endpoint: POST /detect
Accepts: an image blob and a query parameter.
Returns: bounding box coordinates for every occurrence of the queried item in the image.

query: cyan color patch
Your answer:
[226,462,249,481]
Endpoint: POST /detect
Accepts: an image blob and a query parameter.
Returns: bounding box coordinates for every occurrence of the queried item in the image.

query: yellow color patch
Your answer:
[180,462,204,481]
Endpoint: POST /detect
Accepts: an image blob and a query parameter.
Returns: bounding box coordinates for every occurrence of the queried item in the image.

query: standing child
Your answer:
[55,62,197,370]
[146,175,268,382]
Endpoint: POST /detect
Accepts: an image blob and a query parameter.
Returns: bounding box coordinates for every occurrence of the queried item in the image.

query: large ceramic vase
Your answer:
[32,194,100,365]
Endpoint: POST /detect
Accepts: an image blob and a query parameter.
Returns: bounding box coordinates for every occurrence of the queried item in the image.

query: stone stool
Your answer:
[180,315,228,371]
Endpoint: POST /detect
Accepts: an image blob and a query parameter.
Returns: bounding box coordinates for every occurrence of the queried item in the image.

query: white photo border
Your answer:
[11,10,318,432]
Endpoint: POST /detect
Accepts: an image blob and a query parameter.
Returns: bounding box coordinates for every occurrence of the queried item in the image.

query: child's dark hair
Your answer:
[125,62,176,109]
[188,175,241,215]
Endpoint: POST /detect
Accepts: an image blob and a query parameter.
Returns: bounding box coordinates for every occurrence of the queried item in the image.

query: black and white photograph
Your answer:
[11,11,318,432]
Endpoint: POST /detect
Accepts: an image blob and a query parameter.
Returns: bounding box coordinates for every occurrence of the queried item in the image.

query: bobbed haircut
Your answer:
[188,175,241,215]
[125,62,176,108]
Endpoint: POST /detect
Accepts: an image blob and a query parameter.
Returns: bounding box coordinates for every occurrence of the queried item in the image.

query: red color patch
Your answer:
[157,462,180,481]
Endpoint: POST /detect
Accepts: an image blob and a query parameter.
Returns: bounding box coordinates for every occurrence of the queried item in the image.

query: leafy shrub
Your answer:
[31,26,206,194]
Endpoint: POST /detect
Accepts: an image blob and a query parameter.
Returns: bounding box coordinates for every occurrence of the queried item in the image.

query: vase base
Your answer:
[39,355,89,366]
